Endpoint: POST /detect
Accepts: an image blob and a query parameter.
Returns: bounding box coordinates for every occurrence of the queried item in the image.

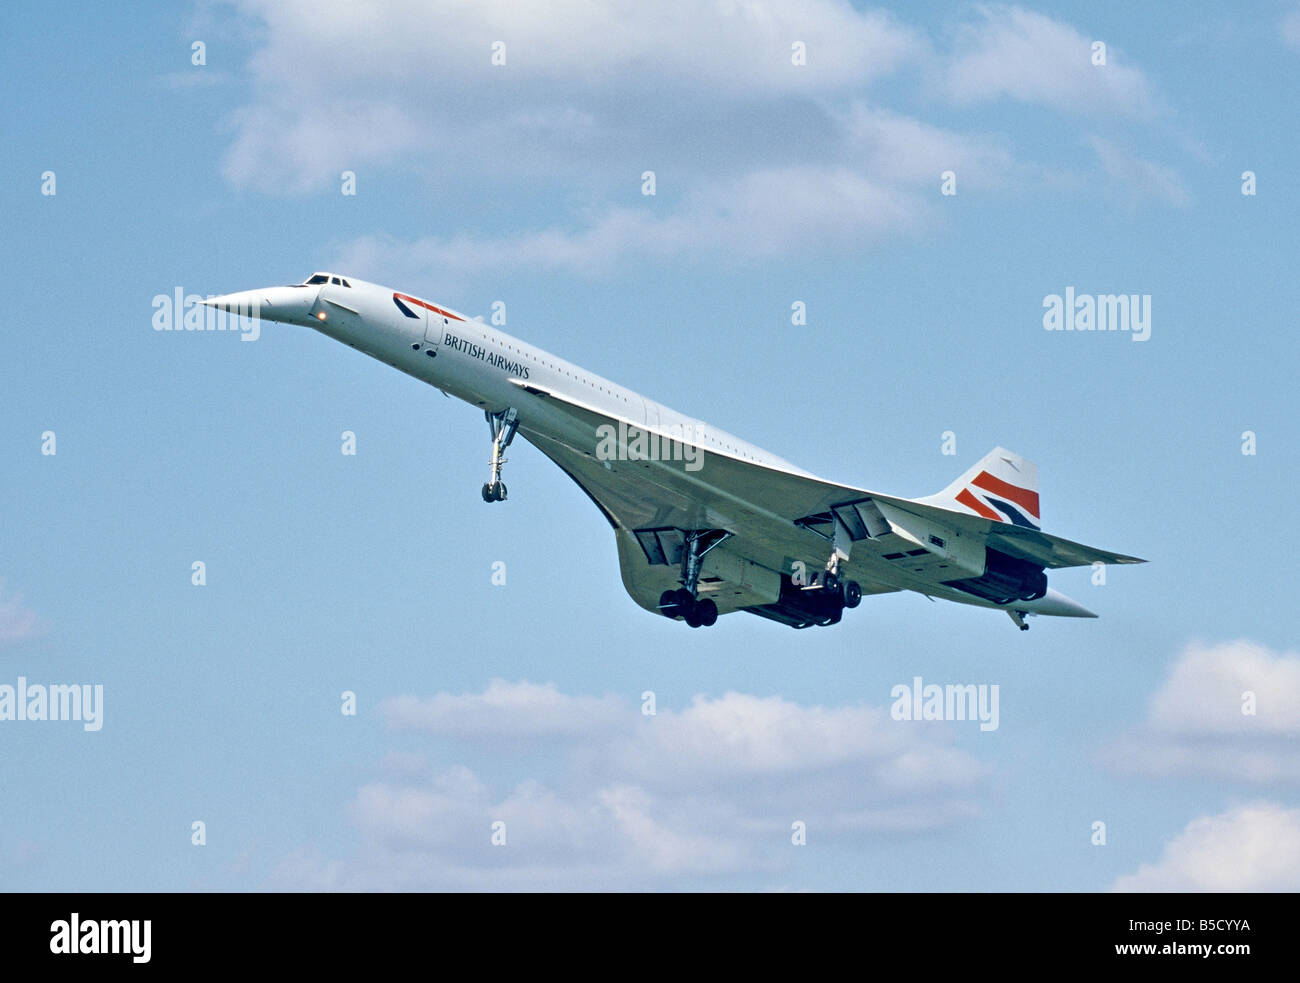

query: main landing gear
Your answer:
[657,529,728,628]
[793,570,862,627]
[807,548,862,625]
[658,588,718,628]
[481,408,519,503]
[813,571,863,608]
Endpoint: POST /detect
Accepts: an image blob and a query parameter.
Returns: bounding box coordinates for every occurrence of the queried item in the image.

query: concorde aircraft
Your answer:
[204,274,1144,631]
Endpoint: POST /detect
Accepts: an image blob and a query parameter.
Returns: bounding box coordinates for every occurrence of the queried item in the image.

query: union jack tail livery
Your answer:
[929,447,1041,530]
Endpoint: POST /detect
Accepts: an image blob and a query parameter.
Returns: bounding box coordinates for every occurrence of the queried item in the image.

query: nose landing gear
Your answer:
[481,408,518,503]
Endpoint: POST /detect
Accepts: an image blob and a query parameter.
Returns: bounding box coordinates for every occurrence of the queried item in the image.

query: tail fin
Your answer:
[924,447,1041,530]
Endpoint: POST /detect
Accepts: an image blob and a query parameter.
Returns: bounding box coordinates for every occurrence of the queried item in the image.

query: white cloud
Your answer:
[214,1,1184,272]
[333,164,931,282]
[1103,640,1300,783]
[221,0,921,193]
[1113,802,1300,892]
[602,690,984,790]
[382,678,625,738]
[268,681,990,889]
[351,765,489,851]
[1147,641,1300,736]
[838,105,1017,189]
[1283,8,1300,49]
[0,585,40,645]
[222,100,425,195]
[235,0,921,94]
[943,4,1157,117]
[596,785,752,874]
[1087,135,1190,206]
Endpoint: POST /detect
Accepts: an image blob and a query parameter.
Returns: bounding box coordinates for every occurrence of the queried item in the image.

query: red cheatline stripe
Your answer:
[394,292,463,322]
[970,470,1040,519]
[955,487,1001,521]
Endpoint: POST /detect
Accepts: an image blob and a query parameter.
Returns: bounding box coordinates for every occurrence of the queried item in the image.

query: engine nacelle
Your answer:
[944,548,1047,605]
[744,573,848,629]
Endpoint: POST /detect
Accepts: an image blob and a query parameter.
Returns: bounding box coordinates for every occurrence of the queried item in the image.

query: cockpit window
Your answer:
[305,274,329,285]
[340,278,351,288]
[331,276,342,285]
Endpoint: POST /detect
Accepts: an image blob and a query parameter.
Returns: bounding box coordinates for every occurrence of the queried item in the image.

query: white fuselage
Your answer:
[304,276,813,478]
[204,273,1110,628]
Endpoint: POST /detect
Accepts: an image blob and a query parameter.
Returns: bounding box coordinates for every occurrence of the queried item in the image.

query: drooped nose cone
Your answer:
[201,285,320,327]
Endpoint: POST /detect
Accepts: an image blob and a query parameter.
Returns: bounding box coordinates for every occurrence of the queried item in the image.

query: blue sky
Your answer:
[2,0,1298,891]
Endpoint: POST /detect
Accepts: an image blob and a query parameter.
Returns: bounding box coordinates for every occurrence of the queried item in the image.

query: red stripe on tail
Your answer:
[970,471,1040,519]
[955,487,1001,521]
